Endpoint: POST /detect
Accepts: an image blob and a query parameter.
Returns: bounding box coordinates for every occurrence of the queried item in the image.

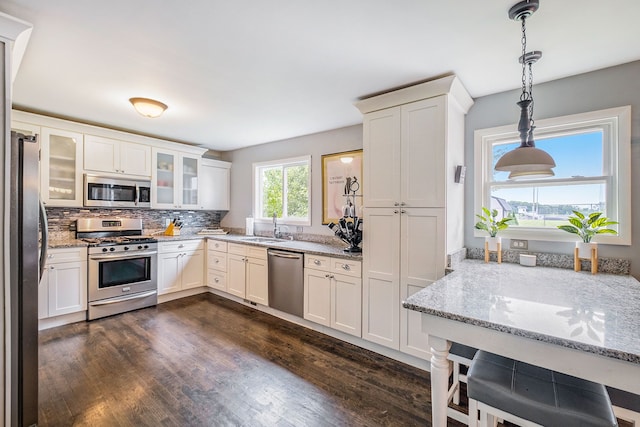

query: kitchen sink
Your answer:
[240,237,284,244]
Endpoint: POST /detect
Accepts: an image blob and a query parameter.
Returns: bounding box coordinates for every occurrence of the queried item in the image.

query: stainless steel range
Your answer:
[77,218,158,320]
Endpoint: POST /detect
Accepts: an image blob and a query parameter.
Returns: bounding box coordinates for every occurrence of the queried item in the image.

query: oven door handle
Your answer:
[89,290,157,306]
[89,250,158,261]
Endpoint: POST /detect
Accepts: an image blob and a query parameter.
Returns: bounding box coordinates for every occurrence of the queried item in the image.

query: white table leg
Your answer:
[429,335,451,427]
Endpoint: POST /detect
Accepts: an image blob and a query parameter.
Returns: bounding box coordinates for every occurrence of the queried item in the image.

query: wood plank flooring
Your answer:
[38,293,457,426]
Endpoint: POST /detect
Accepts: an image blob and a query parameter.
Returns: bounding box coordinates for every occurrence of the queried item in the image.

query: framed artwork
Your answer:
[321,149,363,224]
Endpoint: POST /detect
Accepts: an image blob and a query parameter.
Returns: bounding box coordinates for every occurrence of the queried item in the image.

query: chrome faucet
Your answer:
[273,212,279,238]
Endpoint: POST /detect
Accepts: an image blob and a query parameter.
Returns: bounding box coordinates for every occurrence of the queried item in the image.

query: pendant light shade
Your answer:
[495,146,555,179]
[494,0,556,180]
[129,97,168,118]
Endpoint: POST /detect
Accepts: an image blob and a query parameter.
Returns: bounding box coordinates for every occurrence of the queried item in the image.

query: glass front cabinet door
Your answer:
[152,149,201,209]
[40,127,84,207]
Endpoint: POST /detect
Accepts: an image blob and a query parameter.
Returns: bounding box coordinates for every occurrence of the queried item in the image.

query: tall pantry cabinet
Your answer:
[355,76,473,359]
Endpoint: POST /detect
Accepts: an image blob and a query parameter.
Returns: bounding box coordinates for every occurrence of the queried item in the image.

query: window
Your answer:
[253,156,311,226]
[474,106,631,245]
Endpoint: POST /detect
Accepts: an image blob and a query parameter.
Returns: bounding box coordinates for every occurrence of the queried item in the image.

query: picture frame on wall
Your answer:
[321,149,363,225]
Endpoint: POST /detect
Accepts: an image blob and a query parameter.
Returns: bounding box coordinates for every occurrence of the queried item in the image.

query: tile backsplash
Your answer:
[46,207,225,238]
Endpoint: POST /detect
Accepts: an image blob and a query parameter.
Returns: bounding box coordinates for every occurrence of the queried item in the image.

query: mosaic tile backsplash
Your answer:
[46,207,225,238]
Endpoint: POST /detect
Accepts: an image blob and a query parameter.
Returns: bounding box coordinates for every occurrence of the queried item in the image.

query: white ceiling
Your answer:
[3,1,640,151]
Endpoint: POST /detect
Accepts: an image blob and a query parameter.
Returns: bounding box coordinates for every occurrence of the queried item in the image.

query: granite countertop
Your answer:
[47,232,361,260]
[403,259,640,364]
[206,234,362,260]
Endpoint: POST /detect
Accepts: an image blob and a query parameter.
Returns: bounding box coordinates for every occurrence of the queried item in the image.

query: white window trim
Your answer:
[252,155,312,226]
[473,106,631,245]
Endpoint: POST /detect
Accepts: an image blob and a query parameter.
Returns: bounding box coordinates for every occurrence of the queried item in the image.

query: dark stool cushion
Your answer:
[450,343,477,361]
[467,351,617,427]
[607,386,640,412]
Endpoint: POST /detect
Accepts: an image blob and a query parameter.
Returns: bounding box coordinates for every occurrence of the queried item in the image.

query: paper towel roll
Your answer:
[245,217,254,235]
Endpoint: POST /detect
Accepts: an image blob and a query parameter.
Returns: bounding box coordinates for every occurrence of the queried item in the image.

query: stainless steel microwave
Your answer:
[84,174,151,208]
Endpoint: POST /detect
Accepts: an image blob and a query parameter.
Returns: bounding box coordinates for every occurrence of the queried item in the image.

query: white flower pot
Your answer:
[486,236,501,252]
[576,241,597,259]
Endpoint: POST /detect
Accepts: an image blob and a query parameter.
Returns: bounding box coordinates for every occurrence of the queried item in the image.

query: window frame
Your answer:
[473,106,631,245]
[252,155,312,226]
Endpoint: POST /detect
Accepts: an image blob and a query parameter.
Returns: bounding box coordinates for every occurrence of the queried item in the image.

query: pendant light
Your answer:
[495,0,555,180]
[129,97,168,118]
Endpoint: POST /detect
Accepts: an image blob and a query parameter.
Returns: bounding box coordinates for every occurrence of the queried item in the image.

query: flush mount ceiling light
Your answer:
[494,0,556,180]
[129,97,168,118]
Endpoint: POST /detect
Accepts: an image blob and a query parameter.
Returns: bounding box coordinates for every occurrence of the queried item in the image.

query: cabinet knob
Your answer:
[401,210,406,214]
[342,264,350,271]
[214,278,219,283]
[400,202,406,206]
[48,254,54,259]
[49,266,54,270]
[393,210,399,214]
[325,274,331,278]
[214,259,219,264]
[394,202,400,206]
[178,244,184,248]
[313,259,321,265]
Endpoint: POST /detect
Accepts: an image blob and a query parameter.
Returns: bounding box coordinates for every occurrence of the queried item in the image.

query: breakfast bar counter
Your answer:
[403,259,640,426]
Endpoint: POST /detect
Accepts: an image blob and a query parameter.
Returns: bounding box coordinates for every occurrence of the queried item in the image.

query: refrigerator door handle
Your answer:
[39,198,48,282]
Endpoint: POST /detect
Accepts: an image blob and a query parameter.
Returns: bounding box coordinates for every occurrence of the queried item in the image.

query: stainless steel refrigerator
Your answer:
[9,131,47,427]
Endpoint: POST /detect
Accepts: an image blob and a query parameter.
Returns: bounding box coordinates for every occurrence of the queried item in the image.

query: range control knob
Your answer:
[138,245,143,250]
[102,248,108,252]
[124,246,130,251]
[109,247,115,252]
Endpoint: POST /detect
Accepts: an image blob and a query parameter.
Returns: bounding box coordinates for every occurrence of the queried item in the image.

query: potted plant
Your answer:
[475,207,513,256]
[557,211,618,261]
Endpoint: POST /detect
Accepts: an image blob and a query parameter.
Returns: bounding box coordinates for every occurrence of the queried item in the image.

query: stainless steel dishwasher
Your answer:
[267,249,304,317]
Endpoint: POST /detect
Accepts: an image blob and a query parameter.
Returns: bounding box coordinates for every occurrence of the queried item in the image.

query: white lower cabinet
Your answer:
[207,240,228,292]
[227,243,268,305]
[40,247,87,319]
[304,255,362,337]
[362,207,445,358]
[158,240,205,295]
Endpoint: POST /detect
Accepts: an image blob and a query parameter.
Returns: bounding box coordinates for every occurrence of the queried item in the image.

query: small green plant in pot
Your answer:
[475,207,513,238]
[557,211,618,273]
[556,211,618,243]
[475,207,513,260]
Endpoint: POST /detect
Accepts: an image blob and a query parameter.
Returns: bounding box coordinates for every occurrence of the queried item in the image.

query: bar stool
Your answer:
[447,343,477,425]
[608,386,640,426]
[467,351,617,427]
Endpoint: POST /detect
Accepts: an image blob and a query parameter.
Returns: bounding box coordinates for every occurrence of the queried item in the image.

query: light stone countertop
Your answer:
[205,234,362,260]
[403,259,640,364]
[47,233,361,260]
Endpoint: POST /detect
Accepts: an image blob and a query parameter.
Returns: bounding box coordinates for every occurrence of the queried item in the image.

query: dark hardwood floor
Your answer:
[39,293,461,426]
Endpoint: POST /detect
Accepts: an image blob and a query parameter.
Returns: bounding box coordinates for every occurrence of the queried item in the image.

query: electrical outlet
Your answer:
[296,226,303,233]
[164,218,170,227]
[510,239,528,250]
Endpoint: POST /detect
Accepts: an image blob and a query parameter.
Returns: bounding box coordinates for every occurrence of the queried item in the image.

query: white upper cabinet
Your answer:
[362,96,446,208]
[200,159,231,210]
[362,107,402,208]
[40,127,84,207]
[152,148,202,210]
[84,135,151,177]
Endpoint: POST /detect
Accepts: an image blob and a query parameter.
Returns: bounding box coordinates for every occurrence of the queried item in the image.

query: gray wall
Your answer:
[465,60,640,279]
[220,125,362,236]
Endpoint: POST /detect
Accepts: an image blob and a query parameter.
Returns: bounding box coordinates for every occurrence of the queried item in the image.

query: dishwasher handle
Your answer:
[267,249,303,260]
